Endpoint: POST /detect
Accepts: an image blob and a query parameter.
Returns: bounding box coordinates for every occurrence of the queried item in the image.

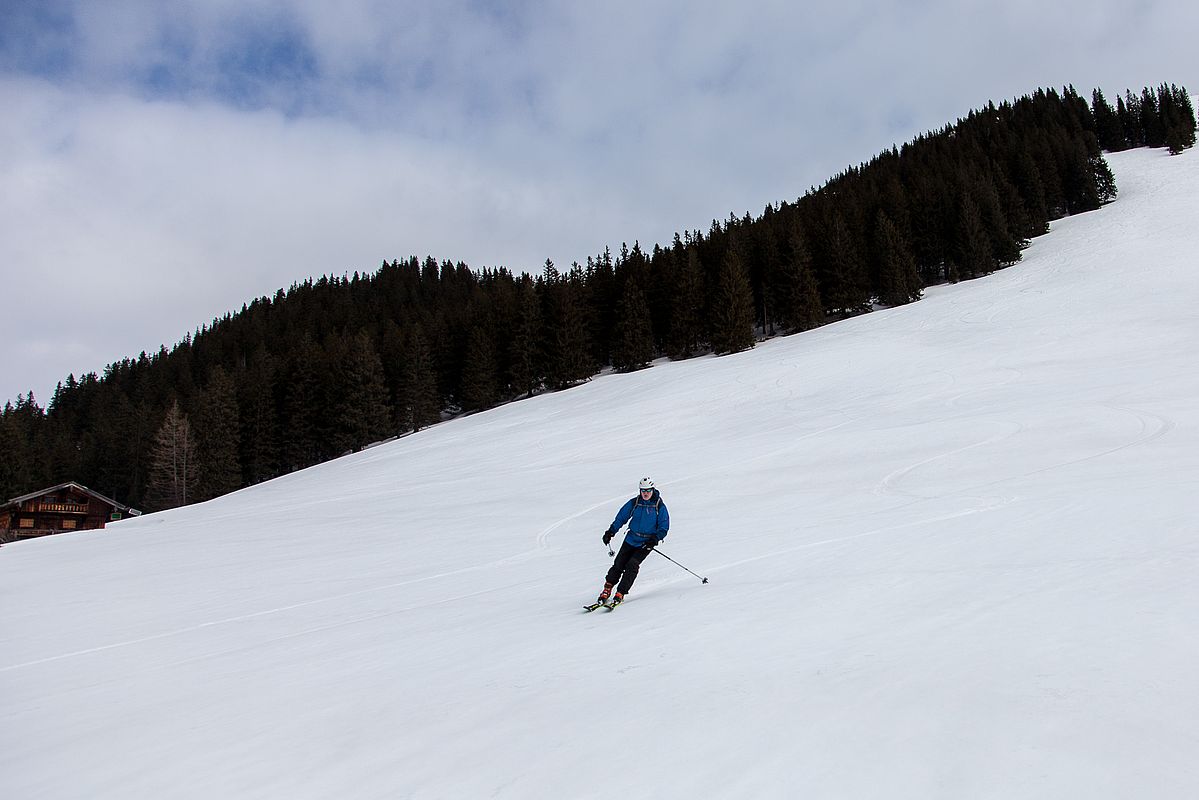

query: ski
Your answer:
[583,597,624,612]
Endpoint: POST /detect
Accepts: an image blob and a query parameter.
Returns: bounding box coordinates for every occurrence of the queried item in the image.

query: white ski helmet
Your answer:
[639,477,655,491]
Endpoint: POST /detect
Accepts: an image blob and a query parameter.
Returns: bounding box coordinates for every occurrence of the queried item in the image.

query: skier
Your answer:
[596,477,670,607]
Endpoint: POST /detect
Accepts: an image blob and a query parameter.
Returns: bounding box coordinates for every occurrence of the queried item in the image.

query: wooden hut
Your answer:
[1,482,138,543]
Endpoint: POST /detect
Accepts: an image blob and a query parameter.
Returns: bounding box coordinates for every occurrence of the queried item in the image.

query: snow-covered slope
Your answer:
[3,148,1198,799]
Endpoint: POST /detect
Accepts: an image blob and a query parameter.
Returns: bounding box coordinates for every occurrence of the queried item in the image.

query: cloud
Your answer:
[0,76,621,399]
[1,0,1197,404]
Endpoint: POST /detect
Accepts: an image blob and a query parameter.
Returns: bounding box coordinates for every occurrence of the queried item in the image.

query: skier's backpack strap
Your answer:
[631,495,662,511]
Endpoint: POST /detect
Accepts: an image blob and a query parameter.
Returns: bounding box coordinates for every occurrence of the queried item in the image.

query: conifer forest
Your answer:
[2,84,1194,511]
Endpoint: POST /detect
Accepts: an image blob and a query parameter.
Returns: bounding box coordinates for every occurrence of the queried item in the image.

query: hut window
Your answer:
[19,518,35,528]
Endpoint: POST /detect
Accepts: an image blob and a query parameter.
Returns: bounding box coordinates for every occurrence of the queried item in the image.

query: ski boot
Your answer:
[584,584,615,612]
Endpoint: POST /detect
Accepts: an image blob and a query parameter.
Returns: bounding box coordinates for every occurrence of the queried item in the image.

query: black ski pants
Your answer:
[606,540,653,594]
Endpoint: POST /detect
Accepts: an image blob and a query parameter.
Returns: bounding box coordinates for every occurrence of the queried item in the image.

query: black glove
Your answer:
[642,537,657,550]
[602,529,614,545]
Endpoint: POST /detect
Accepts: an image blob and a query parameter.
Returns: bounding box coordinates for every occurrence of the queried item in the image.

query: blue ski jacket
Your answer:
[609,489,669,548]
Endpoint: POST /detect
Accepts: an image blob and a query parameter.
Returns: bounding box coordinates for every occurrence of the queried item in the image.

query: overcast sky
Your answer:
[2,0,1196,407]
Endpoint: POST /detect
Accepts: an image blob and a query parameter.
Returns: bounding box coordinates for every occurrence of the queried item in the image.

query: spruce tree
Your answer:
[584,248,617,367]
[709,242,756,354]
[778,221,825,331]
[460,324,499,411]
[1091,88,1128,151]
[1120,91,1144,146]
[972,176,1022,266]
[45,379,83,483]
[1060,137,1103,213]
[820,212,872,314]
[509,276,543,397]
[756,224,782,336]
[952,192,992,281]
[0,404,27,500]
[1167,127,1188,155]
[402,323,440,432]
[240,348,278,485]
[1140,87,1163,147]
[194,366,242,500]
[994,172,1035,244]
[85,384,144,507]
[558,267,595,385]
[282,334,323,471]
[611,278,654,372]
[1160,84,1196,154]
[1009,145,1050,237]
[544,263,594,389]
[1171,84,1197,148]
[668,245,705,359]
[875,211,922,306]
[1034,140,1067,218]
[1,394,49,497]
[645,243,673,351]
[333,330,392,452]
[1091,151,1117,202]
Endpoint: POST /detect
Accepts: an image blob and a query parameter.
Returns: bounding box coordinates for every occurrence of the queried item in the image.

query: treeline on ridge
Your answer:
[1,83,1194,511]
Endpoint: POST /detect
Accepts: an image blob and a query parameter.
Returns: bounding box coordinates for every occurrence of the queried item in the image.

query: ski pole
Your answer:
[652,548,708,583]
